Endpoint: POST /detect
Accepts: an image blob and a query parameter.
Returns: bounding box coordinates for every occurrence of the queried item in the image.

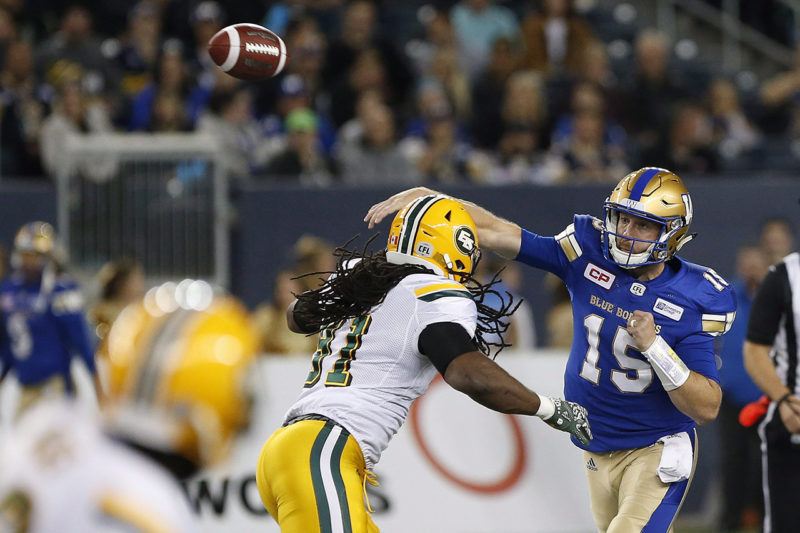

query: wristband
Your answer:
[776,392,792,406]
[642,335,690,391]
[535,395,555,419]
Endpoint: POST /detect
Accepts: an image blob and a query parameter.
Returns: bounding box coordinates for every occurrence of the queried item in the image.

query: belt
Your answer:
[284,413,339,427]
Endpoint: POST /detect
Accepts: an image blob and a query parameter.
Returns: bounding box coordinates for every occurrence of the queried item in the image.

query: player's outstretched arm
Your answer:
[364,187,523,259]
[443,351,593,445]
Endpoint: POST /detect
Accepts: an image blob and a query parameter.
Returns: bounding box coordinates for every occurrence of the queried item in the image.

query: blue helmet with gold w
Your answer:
[601,167,695,268]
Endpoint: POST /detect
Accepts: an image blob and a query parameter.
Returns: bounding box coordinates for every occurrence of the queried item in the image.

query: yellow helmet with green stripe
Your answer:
[386,195,480,282]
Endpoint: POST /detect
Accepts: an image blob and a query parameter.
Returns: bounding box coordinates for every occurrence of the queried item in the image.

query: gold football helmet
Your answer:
[103,280,260,469]
[602,167,694,268]
[386,194,480,281]
[13,221,57,255]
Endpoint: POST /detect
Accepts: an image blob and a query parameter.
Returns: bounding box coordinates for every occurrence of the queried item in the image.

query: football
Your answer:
[207,23,289,81]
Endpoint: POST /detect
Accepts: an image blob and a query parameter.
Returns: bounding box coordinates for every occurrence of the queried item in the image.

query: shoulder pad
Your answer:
[697,268,737,336]
[403,274,472,302]
[414,283,472,302]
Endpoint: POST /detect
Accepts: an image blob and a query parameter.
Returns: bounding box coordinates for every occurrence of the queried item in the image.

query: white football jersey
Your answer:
[285,272,478,468]
[0,400,197,533]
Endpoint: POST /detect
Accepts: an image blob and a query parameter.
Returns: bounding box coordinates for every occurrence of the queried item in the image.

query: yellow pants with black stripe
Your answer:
[257,420,380,533]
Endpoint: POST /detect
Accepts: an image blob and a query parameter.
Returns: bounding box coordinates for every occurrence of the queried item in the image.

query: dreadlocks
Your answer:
[292,235,521,358]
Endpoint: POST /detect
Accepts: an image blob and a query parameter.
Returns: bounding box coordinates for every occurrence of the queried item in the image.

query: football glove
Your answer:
[543,397,593,446]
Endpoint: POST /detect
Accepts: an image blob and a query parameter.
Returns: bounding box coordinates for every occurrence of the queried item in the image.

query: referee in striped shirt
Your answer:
[744,251,800,533]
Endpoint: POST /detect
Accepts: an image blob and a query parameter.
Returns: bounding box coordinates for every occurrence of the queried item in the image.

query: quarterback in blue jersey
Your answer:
[366,167,736,532]
[0,222,101,416]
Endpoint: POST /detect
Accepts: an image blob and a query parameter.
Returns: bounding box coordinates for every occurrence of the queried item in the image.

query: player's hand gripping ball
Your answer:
[207,23,289,80]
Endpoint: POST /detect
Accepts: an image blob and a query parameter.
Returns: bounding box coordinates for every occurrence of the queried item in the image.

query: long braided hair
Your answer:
[292,235,520,357]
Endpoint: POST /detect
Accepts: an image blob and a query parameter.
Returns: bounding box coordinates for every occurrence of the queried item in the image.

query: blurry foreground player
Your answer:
[257,195,592,532]
[0,222,101,416]
[0,280,259,532]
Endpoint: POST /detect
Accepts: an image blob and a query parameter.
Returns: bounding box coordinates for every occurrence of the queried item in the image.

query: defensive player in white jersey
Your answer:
[256,195,593,533]
[0,281,260,532]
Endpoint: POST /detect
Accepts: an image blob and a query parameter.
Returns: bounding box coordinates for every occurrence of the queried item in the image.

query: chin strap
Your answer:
[675,232,697,252]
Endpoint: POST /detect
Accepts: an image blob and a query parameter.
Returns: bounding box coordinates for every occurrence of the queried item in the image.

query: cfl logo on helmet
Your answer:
[415,242,433,258]
[454,226,476,254]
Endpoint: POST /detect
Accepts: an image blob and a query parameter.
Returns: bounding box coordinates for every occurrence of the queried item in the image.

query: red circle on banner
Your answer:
[409,375,528,494]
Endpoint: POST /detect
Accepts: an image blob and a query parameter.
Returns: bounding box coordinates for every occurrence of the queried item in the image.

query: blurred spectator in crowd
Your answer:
[39,77,113,178]
[112,1,163,105]
[147,90,190,132]
[0,222,101,417]
[253,267,318,355]
[337,101,421,186]
[483,121,560,184]
[0,282,259,532]
[0,40,46,177]
[544,273,572,349]
[406,7,457,76]
[256,16,329,121]
[89,259,145,349]
[520,0,595,78]
[475,69,548,152]
[401,102,476,184]
[426,44,472,122]
[127,40,204,131]
[292,233,336,292]
[759,46,800,136]
[551,108,627,184]
[476,253,536,351]
[0,6,18,71]
[261,73,337,156]
[759,217,795,266]
[619,29,688,160]
[708,77,761,161]
[185,1,224,89]
[450,0,520,80]
[501,70,548,146]
[323,0,413,126]
[329,47,392,128]
[642,102,718,174]
[551,81,626,156]
[196,86,274,180]
[34,4,117,99]
[471,36,521,149]
[716,243,768,532]
[264,107,337,185]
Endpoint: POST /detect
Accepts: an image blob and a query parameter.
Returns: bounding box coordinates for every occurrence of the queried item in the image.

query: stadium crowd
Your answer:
[1,0,799,185]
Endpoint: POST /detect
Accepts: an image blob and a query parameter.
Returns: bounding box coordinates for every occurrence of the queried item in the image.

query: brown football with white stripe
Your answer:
[207,23,289,81]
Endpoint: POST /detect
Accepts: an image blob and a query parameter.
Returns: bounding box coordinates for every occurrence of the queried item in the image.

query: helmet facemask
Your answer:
[603,205,671,268]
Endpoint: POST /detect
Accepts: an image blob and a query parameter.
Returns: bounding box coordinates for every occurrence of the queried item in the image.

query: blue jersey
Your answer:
[517,215,736,452]
[0,273,96,389]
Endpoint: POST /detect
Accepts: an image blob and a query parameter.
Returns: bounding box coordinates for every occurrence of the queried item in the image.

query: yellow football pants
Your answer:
[257,419,380,533]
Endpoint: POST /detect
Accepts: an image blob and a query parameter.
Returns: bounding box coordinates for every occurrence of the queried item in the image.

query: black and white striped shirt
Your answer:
[747,252,800,396]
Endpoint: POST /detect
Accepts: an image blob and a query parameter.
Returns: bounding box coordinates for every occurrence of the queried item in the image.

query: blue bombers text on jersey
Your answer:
[517,215,736,452]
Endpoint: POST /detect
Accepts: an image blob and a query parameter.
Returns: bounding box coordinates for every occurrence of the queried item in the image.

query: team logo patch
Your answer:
[415,241,433,257]
[454,226,476,254]
[653,298,684,321]
[583,263,615,290]
[630,283,646,296]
